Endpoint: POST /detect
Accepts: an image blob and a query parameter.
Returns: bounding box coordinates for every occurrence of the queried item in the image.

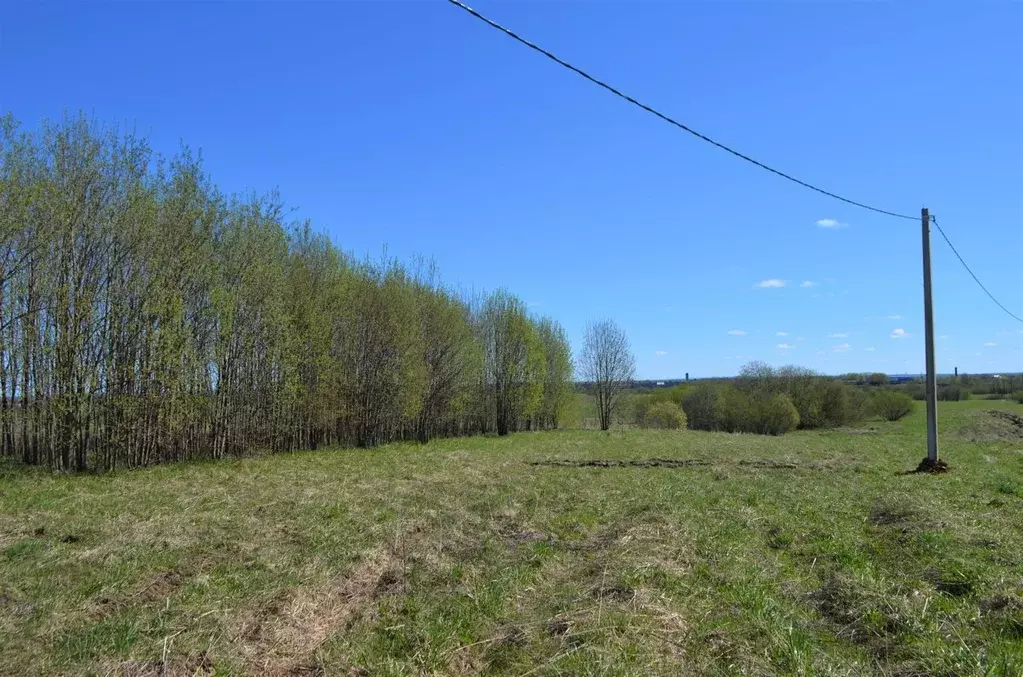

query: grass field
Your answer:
[3,400,1023,676]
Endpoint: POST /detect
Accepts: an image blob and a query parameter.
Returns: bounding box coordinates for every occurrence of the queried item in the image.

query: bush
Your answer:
[682,385,723,431]
[868,372,888,386]
[718,387,800,436]
[774,369,864,429]
[843,386,871,423]
[873,390,914,421]
[1014,392,1023,404]
[901,383,926,401]
[642,401,687,429]
[937,384,968,401]
[754,393,801,435]
[630,394,653,425]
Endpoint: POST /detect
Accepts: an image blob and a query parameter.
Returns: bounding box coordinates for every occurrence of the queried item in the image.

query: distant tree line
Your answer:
[0,113,573,471]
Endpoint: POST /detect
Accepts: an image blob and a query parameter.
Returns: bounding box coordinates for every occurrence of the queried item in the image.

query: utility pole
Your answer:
[920,207,944,471]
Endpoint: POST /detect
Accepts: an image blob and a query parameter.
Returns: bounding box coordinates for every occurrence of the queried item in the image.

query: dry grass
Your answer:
[2,399,1023,675]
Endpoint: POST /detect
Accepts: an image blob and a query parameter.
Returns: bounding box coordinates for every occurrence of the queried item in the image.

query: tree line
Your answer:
[0,113,573,471]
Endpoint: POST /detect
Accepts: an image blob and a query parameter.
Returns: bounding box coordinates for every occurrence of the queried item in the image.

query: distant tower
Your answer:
[685,372,689,382]
[954,366,958,379]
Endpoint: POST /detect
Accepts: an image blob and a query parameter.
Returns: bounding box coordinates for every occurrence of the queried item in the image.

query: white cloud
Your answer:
[797,336,806,341]
[828,332,849,339]
[816,350,826,356]
[527,300,542,308]
[937,334,949,340]
[888,315,901,320]
[833,343,851,352]
[891,328,909,339]
[865,346,876,352]
[757,279,787,288]
[654,350,668,357]
[776,343,795,349]
[776,331,788,337]
[800,280,817,288]
[727,329,746,336]
[984,342,997,347]
[816,218,848,229]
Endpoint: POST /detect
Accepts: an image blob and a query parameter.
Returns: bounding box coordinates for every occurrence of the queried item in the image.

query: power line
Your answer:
[930,215,1023,324]
[445,0,918,222]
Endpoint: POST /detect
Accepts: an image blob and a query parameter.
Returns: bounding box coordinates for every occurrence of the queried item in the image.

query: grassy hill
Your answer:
[3,400,1023,675]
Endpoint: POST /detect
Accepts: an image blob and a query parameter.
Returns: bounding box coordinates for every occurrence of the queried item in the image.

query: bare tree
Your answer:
[579,319,635,430]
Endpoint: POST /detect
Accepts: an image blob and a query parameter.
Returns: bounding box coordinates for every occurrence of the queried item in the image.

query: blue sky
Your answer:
[4,2,1021,378]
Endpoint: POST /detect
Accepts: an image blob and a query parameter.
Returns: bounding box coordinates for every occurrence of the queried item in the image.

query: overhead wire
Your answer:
[930,216,1023,324]
[447,0,1023,322]
[445,0,918,221]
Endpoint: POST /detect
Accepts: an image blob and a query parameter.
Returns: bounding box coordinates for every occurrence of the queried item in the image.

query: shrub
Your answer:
[631,394,653,425]
[1014,392,1023,404]
[718,387,799,436]
[868,372,888,386]
[775,369,864,429]
[937,384,968,401]
[843,386,871,423]
[902,383,926,401]
[682,385,723,431]
[642,401,687,429]
[873,390,914,421]
[755,393,801,435]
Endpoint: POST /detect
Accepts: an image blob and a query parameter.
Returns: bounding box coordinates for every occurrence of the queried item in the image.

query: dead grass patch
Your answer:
[102,652,214,677]
[237,547,402,675]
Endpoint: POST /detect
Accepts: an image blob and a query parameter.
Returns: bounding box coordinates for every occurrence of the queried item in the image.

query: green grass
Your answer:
[3,400,1023,675]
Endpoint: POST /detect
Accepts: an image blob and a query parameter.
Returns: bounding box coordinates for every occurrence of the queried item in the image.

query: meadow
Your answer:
[2,399,1023,676]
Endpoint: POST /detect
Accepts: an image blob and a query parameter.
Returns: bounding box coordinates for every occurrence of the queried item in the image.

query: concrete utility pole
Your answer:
[920,207,943,470]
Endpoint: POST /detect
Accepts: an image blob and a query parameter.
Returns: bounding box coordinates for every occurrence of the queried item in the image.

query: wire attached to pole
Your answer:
[446,0,918,221]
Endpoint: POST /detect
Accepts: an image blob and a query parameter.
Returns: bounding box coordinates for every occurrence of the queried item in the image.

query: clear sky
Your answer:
[4,1,1021,379]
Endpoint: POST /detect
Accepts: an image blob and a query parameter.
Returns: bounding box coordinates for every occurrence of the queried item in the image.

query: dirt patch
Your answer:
[924,569,975,597]
[493,623,527,647]
[530,458,709,469]
[811,573,911,646]
[545,618,571,636]
[504,529,556,545]
[90,570,187,620]
[139,571,185,602]
[990,410,1023,428]
[869,497,930,531]
[238,547,406,675]
[737,459,839,470]
[590,583,635,603]
[979,594,1023,638]
[904,457,949,474]
[532,458,839,471]
[956,410,1023,443]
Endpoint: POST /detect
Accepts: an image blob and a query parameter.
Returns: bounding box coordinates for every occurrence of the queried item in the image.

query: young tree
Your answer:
[0,112,575,471]
[579,319,635,430]
[480,290,545,436]
[536,317,573,429]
